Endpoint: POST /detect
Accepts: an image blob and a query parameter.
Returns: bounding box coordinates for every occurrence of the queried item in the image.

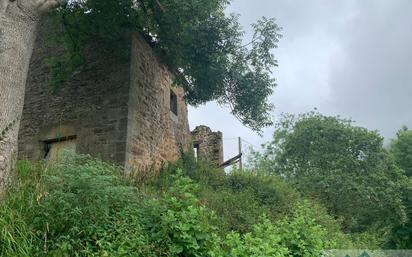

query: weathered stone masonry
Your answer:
[18,24,131,164]
[191,125,224,166]
[18,21,223,170]
[125,34,191,170]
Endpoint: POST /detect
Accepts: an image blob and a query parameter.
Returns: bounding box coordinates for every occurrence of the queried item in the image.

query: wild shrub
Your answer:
[140,170,221,256]
[274,200,344,255]
[223,217,288,257]
[220,201,346,257]
[0,154,357,256]
[157,155,301,234]
[203,188,271,234]
[27,155,146,256]
[1,155,225,256]
[225,170,300,215]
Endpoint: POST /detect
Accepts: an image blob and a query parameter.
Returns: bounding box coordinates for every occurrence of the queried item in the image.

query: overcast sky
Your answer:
[188,0,412,160]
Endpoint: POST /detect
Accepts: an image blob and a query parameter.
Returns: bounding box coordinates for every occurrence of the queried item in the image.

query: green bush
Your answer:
[0,154,357,256]
[157,155,227,190]
[274,201,342,256]
[225,170,300,215]
[203,188,271,234]
[223,218,288,257]
[158,155,301,234]
[140,170,221,256]
[1,155,224,256]
[386,178,412,249]
[32,157,141,255]
[220,201,345,257]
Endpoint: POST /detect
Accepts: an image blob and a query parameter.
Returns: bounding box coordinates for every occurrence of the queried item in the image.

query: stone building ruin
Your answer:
[191,126,224,166]
[18,22,224,170]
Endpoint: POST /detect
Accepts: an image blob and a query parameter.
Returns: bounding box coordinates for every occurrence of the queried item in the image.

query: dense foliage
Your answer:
[48,0,281,131]
[1,154,353,256]
[249,112,408,237]
[387,127,412,248]
[2,113,411,255]
[390,126,412,177]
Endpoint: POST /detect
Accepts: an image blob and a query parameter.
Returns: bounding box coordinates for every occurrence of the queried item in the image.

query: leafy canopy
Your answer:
[390,126,412,177]
[387,127,412,248]
[249,112,407,233]
[50,0,281,131]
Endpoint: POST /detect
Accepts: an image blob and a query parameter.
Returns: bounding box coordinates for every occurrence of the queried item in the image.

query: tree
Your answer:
[387,127,412,248]
[250,112,407,234]
[0,0,65,196]
[387,179,412,249]
[47,0,281,131]
[390,126,412,177]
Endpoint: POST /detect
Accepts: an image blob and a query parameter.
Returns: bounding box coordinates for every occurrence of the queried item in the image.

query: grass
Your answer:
[0,154,356,256]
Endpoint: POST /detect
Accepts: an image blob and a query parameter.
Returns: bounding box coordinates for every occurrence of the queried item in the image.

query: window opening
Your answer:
[193,143,200,161]
[170,90,178,116]
[43,136,77,163]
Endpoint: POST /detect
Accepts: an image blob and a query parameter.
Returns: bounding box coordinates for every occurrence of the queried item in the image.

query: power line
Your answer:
[240,139,260,151]
[223,137,260,149]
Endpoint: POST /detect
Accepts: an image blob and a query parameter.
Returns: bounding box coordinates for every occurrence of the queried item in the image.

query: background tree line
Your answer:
[249,111,412,248]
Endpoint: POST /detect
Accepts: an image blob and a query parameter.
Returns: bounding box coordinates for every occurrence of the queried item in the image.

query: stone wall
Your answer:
[18,22,131,164]
[19,21,205,171]
[125,33,191,171]
[191,125,224,166]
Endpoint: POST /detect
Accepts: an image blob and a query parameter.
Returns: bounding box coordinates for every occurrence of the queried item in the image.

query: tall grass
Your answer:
[0,154,355,256]
[0,206,33,256]
[0,160,42,256]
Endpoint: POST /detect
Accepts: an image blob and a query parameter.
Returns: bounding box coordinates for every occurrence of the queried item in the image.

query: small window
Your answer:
[193,143,200,160]
[44,137,77,163]
[170,90,178,116]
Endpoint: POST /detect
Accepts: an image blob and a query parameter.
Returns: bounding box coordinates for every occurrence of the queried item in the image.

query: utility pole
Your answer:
[238,137,242,171]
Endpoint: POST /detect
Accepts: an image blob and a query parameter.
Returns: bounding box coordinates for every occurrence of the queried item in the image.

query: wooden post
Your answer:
[238,137,243,171]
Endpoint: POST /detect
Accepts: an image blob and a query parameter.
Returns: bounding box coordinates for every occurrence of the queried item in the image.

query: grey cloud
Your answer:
[189,0,412,160]
[328,0,412,138]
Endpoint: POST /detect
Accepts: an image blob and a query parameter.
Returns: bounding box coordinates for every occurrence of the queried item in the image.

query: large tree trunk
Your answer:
[0,0,60,197]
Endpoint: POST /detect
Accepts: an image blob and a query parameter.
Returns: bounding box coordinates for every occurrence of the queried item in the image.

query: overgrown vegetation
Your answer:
[249,112,412,248]
[1,154,354,256]
[386,127,412,248]
[2,113,411,255]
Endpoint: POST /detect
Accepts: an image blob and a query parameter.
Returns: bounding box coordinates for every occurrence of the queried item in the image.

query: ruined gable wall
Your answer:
[191,125,224,166]
[18,22,131,164]
[125,33,191,172]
